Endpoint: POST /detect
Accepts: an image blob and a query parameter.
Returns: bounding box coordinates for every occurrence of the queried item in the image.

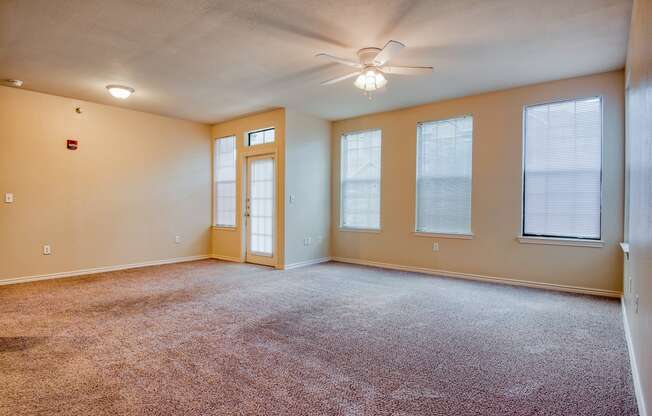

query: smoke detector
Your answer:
[2,79,24,87]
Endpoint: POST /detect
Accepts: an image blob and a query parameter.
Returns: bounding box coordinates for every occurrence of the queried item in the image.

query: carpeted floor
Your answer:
[0,260,638,415]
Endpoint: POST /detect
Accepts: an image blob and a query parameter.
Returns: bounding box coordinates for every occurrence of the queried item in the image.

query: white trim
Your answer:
[213,225,238,231]
[622,298,647,416]
[331,257,621,298]
[281,257,331,270]
[338,227,381,234]
[517,236,604,248]
[413,232,474,240]
[0,255,211,286]
[211,254,243,263]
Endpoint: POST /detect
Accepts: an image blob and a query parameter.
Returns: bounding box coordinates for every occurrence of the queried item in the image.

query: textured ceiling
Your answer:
[0,0,632,123]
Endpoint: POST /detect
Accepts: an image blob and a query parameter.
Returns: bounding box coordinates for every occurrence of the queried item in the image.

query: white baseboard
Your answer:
[331,257,622,298]
[622,298,647,416]
[281,257,331,270]
[0,255,211,286]
[211,254,244,263]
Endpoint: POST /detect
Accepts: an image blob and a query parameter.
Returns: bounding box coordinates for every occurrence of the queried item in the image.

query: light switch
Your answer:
[289,194,296,204]
[4,193,13,203]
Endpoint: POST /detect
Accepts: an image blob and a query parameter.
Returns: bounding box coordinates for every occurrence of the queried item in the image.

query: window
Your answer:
[340,130,381,230]
[214,136,237,227]
[248,128,275,146]
[416,116,473,234]
[523,97,602,240]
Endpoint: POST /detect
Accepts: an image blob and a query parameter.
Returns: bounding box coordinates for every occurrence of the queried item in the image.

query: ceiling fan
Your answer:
[316,40,433,96]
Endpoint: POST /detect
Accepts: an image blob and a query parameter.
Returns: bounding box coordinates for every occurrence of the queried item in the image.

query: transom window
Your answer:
[416,116,473,235]
[523,97,602,239]
[340,129,382,230]
[214,136,237,227]
[248,128,275,146]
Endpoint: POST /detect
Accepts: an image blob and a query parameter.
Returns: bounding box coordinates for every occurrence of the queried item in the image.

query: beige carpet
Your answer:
[0,260,638,415]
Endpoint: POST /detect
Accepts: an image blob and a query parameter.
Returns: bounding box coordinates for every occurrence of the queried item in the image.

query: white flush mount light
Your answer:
[106,85,135,99]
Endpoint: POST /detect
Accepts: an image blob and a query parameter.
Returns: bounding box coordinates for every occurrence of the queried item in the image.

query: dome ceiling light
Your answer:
[106,85,135,99]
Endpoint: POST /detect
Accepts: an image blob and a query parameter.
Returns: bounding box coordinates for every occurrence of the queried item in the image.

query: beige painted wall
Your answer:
[331,71,625,293]
[0,86,212,282]
[211,109,286,266]
[623,0,651,413]
[284,110,331,266]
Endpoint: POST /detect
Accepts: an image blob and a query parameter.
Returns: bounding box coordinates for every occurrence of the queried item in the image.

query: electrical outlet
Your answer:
[432,242,439,252]
[4,193,13,203]
[43,245,51,255]
[303,237,312,246]
[635,294,640,314]
[175,235,181,244]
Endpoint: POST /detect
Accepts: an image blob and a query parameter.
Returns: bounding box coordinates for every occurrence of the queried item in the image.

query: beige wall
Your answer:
[211,109,286,266]
[623,0,651,414]
[0,87,212,282]
[331,71,625,294]
[284,110,331,266]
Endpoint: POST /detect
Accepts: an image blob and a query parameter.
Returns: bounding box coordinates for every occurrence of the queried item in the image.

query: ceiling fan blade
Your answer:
[315,53,362,68]
[383,66,433,75]
[320,71,361,85]
[373,40,405,65]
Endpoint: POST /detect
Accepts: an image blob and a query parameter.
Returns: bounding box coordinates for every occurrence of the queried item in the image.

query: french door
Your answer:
[245,155,275,266]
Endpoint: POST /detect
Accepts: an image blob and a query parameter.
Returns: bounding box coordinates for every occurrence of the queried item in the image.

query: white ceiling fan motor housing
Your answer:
[357,47,382,66]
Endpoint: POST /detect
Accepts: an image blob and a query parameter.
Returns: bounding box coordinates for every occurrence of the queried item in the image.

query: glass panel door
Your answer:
[246,155,275,265]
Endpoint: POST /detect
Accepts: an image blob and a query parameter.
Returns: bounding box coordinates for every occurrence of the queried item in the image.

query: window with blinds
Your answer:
[340,130,381,230]
[416,116,473,234]
[523,97,602,239]
[214,136,237,227]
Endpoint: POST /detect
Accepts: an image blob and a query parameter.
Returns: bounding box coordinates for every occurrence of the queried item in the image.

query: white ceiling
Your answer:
[0,0,632,124]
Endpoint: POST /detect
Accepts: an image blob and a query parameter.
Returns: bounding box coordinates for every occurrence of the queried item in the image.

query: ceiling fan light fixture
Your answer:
[317,40,432,96]
[354,69,387,92]
[106,85,135,99]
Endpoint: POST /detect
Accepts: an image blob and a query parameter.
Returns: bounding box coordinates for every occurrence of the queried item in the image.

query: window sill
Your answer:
[414,232,474,240]
[213,226,238,231]
[338,227,381,234]
[517,236,604,248]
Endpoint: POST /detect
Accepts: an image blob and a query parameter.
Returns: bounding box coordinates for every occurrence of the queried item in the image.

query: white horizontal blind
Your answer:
[248,128,275,145]
[340,130,381,229]
[523,97,602,239]
[416,116,473,234]
[215,136,237,227]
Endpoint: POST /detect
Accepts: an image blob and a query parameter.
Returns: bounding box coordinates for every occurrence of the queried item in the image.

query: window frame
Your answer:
[339,128,383,232]
[247,127,275,146]
[414,114,474,238]
[214,135,237,229]
[520,96,604,243]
